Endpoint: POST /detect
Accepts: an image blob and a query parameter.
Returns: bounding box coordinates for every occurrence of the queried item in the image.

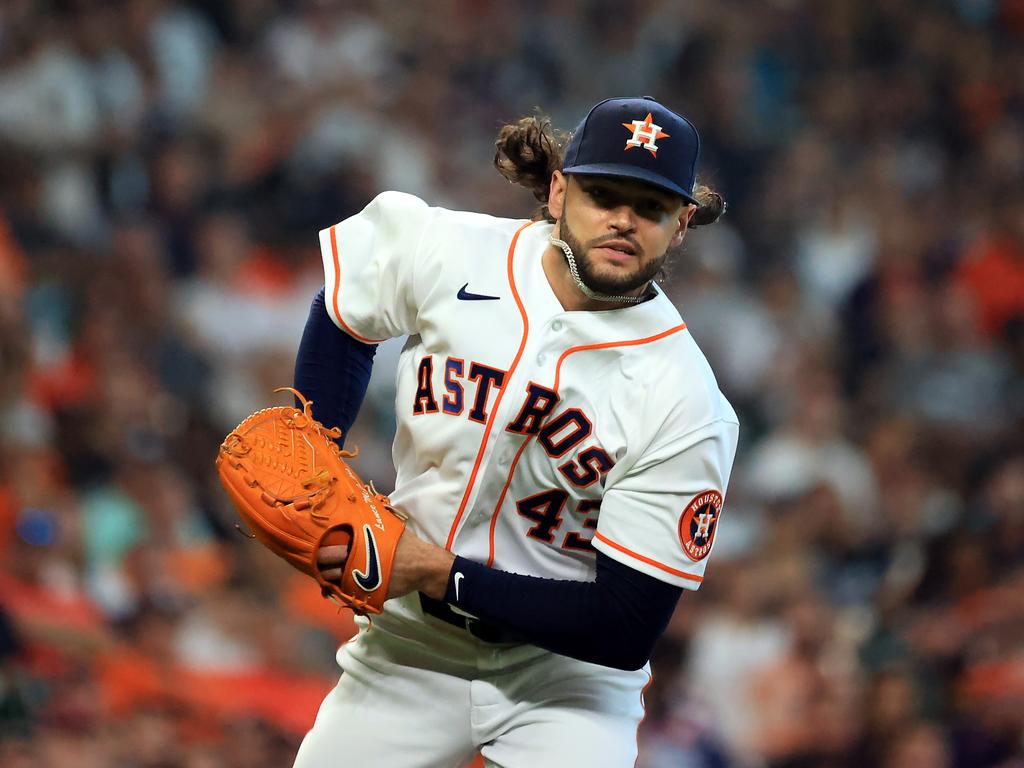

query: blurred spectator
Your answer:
[954,188,1024,341]
[745,363,880,525]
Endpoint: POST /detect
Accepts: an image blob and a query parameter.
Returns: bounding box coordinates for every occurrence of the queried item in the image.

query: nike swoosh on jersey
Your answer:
[352,525,382,592]
[457,283,500,301]
[454,571,465,601]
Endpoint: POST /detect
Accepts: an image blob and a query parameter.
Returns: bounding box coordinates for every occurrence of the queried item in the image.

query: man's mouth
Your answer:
[593,240,638,261]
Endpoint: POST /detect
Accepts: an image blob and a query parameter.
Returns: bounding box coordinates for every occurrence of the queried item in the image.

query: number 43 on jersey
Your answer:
[413,353,615,550]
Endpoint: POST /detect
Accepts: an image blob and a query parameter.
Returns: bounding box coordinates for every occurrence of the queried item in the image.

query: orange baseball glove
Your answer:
[215,388,405,615]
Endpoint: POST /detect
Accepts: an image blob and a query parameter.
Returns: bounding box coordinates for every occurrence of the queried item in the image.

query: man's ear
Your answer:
[671,204,697,248]
[548,171,568,220]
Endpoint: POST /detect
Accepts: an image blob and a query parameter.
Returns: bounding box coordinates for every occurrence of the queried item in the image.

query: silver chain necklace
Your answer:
[548,235,647,305]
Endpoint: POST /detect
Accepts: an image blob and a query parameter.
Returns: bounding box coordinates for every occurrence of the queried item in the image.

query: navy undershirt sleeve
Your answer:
[293,286,377,445]
[444,551,683,670]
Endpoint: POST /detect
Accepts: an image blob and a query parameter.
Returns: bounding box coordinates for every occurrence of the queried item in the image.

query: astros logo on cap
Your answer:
[623,113,669,156]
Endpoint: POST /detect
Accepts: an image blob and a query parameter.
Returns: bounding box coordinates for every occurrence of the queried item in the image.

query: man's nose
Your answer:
[607,204,637,231]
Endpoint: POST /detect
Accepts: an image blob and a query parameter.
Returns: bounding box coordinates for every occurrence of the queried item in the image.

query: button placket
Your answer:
[474,321,558,497]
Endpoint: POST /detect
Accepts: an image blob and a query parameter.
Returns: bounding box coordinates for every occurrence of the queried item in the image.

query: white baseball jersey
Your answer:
[318,191,739,591]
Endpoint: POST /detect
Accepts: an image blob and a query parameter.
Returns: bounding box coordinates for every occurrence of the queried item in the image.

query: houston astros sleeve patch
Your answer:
[678,490,722,562]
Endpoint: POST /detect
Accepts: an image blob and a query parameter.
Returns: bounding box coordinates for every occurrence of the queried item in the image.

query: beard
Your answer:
[558,217,669,297]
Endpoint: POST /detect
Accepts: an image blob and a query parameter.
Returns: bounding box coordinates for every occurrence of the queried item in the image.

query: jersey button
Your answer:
[536,353,546,365]
[551,320,563,331]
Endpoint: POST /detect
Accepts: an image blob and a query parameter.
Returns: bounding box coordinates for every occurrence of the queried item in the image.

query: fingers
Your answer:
[316,544,349,584]
[316,544,349,567]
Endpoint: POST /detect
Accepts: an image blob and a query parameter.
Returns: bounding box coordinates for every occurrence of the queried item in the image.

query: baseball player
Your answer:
[291,96,738,767]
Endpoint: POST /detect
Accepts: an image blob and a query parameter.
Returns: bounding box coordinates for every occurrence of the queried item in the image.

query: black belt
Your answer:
[418,593,524,644]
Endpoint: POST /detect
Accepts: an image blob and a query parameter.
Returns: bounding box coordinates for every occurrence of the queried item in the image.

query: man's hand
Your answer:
[317,530,456,602]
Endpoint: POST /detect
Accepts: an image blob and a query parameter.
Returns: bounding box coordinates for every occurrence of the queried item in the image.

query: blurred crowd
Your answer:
[0,0,1022,766]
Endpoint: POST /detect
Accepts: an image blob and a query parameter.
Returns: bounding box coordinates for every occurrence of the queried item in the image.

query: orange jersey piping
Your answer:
[485,321,690,566]
[594,531,703,582]
[328,225,388,344]
[485,434,535,567]
[552,322,687,392]
[444,220,535,550]
[633,670,654,768]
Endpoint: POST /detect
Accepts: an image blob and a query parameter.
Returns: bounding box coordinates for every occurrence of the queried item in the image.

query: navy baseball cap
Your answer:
[562,96,701,205]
